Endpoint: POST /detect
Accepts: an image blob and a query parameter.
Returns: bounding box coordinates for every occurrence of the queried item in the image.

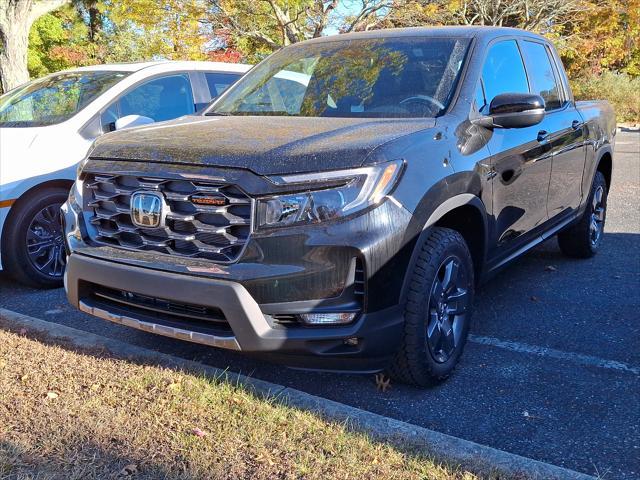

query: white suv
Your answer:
[0,61,250,287]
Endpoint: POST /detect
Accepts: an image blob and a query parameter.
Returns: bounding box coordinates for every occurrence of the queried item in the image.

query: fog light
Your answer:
[299,312,357,325]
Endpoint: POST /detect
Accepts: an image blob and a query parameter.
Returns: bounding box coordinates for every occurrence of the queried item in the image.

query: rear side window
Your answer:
[478,40,529,114]
[520,41,562,111]
[205,72,241,98]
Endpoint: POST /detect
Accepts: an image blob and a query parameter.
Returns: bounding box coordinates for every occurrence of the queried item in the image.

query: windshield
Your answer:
[0,71,130,127]
[208,37,469,118]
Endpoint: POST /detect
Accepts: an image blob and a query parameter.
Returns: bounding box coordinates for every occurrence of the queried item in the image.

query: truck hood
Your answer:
[89,115,435,175]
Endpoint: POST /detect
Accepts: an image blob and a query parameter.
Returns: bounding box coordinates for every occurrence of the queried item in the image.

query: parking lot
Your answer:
[1,130,638,479]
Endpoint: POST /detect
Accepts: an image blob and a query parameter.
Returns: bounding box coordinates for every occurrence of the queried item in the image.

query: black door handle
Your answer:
[572,120,583,130]
[537,130,549,142]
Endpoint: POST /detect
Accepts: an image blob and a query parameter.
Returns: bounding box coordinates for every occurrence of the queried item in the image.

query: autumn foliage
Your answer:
[8,0,640,119]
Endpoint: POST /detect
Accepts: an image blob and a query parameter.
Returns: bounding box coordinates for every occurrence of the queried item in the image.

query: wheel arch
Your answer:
[1,179,74,251]
[399,194,489,304]
[596,150,612,191]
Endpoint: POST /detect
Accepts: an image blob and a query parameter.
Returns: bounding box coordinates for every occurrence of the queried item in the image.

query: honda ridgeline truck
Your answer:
[62,27,615,386]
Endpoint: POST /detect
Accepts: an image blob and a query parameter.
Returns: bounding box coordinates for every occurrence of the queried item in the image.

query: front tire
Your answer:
[2,187,69,288]
[389,227,474,387]
[558,171,608,258]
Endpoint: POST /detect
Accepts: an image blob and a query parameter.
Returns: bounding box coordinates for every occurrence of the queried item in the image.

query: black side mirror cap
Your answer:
[473,93,546,129]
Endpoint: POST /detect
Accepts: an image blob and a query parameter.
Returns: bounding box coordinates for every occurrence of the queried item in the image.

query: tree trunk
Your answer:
[0,0,72,93]
[0,28,29,92]
[88,5,100,42]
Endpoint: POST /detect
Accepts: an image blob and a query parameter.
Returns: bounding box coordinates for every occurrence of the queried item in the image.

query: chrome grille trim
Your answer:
[79,300,241,351]
[84,173,252,262]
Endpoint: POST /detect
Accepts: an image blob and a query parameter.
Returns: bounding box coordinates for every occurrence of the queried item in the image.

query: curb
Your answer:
[0,308,596,480]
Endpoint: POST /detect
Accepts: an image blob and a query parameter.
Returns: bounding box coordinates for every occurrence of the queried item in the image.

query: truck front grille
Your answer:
[84,173,252,262]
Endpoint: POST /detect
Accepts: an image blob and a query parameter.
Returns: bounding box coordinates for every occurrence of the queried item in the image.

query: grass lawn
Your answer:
[0,328,482,480]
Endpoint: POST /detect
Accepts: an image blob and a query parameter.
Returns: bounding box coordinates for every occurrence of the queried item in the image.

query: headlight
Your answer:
[256,160,403,230]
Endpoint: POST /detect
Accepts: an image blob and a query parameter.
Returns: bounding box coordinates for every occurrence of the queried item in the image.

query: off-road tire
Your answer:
[389,227,474,387]
[558,171,608,258]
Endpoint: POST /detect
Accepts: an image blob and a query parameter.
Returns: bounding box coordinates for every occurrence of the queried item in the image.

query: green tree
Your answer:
[558,0,640,77]
[109,0,209,60]
[0,0,72,92]
[27,5,90,78]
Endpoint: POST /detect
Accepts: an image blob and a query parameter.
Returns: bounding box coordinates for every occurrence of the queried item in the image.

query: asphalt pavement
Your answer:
[1,130,638,479]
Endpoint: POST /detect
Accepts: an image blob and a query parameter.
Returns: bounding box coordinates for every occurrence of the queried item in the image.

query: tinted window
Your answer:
[0,71,129,127]
[521,41,562,111]
[205,72,241,98]
[209,37,470,118]
[273,77,308,114]
[479,40,529,114]
[118,74,194,122]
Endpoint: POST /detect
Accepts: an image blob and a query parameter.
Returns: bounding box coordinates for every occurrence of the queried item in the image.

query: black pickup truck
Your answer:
[62,26,616,386]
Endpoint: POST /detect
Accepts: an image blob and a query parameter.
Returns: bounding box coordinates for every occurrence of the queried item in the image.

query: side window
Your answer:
[205,72,241,98]
[520,41,562,111]
[478,40,529,114]
[117,74,194,123]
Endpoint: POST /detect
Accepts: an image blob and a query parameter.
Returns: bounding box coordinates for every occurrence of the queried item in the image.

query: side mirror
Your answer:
[114,114,155,131]
[474,93,545,129]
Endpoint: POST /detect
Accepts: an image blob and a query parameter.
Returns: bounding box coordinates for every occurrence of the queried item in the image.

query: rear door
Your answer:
[478,39,553,261]
[204,71,242,100]
[519,40,586,218]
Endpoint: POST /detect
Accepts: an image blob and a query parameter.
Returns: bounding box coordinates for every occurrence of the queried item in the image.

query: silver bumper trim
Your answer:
[78,300,241,351]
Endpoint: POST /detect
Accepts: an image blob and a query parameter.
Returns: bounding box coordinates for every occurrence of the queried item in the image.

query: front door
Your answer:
[477,39,553,262]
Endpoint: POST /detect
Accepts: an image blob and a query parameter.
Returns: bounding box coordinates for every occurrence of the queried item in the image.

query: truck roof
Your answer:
[301,26,548,45]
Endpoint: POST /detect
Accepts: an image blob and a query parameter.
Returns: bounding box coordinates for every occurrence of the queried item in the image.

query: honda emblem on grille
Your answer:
[131,192,164,228]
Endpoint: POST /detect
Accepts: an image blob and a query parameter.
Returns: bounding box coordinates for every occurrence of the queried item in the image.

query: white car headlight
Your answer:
[255,160,403,230]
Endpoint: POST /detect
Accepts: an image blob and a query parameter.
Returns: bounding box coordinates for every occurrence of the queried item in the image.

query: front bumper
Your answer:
[65,253,404,372]
[61,160,416,371]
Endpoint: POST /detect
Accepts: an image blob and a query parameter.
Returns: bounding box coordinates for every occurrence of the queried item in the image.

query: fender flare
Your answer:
[594,145,613,178]
[399,193,489,305]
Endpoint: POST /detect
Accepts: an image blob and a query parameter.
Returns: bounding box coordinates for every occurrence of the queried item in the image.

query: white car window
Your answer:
[0,71,129,127]
[101,74,195,132]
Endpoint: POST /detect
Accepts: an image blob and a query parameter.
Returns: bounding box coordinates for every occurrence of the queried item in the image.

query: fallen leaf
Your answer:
[375,373,391,392]
[166,382,180,391]
[254,453,274,465]
[46,391,59,399]
[192,427,207,437]
[544,265,557,272]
